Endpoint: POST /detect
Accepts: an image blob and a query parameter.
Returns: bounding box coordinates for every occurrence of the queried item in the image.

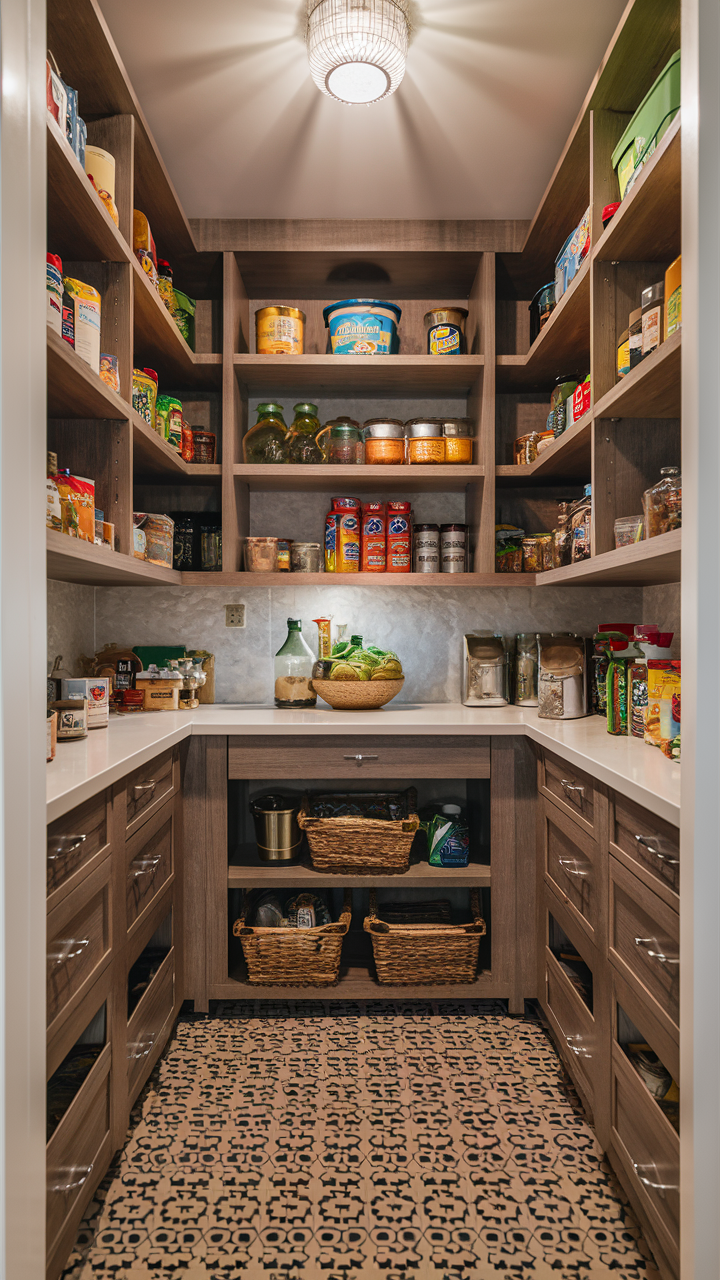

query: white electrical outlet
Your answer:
[225,604,246,628]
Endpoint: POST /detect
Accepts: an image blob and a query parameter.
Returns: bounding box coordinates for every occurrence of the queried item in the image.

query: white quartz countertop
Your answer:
[46,704,681,826]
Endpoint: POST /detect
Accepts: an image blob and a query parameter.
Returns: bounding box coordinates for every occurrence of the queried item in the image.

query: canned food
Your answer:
[255,305,305,355]
[441,523,467,573]
[413,523,440,573]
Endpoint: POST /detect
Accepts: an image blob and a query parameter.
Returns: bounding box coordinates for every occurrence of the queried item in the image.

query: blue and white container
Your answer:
[323,298,401,355]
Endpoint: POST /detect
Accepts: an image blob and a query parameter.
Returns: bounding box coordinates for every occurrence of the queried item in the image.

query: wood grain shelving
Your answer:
[594,330,681,420]
[182,570,535,587]
[47,529,182,585]
[592,117,681,264]
[229,849,491,889]
[234,353,484,397]
[216,966,497,1002]
[47,121,130,265]
[496,411,592,485]
[535,528,681,587]
[496,259,591,391]
[47,329,129,420]
[232,463,483,493]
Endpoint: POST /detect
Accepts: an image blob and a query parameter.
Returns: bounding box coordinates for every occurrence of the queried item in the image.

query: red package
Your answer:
[387,502,411,573]
[361,501,386,572]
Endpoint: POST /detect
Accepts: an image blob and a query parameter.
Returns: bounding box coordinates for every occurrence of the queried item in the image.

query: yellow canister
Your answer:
[256,306,305,355]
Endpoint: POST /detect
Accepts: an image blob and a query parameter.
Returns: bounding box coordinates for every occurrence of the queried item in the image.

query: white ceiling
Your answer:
[99,0,627,222]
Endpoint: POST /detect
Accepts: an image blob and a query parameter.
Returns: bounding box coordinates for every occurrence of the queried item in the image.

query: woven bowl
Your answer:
[312,677,404,710]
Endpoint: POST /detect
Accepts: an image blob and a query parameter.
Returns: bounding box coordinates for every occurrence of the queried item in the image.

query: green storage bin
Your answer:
[612,49,681,199]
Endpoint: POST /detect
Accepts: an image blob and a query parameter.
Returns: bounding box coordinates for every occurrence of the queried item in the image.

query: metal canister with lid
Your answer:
[255,305,305,355]
[413,523,440,573]
[441,523,468,573]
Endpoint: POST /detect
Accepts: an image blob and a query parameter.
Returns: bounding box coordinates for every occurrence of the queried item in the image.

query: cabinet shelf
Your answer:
[132,261,222,389]
[229,849,491,889]
[496,411,592,485]
[232,463,484,493]
[535,528,681,587]
[593,117,681,265]
[47,121,131,265]
[47,329,130,420]
[47,529,182,586]
[594,330,681,420]
[216,965,498,1002]
[234,354,484,397]
[496,259,591,391]
[182,570,535,587]
[131,411,222,483]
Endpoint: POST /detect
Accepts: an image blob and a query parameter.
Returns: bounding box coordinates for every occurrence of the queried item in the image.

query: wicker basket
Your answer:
[297,801,419,875]
[233,890,351,987]
[364,889,486,985]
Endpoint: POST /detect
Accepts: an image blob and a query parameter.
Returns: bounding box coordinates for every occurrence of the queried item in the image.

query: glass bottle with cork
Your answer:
[274,619,317,708]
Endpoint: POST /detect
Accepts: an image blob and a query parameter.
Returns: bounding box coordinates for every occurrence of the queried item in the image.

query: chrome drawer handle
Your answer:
[564,1033,591,1059]
[47,834,87,861]
[634,937,679,966]
[635,834,679,866]
[133,780,157,798]
[48,1162,94,1195]
[343,754,379,765]
[632,1160,677,1198]
[130,855,162,880]
[558,857,589,878]
[128,1033,156,1061]
[560,780,585,797]
[48,938,90,969]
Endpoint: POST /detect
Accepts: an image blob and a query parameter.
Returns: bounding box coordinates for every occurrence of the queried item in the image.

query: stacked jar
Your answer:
[363,419,406,465]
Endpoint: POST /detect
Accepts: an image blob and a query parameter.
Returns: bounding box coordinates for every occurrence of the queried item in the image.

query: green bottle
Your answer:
[243,403,288,464]
[274,619,317,708]
[286,402,324,464]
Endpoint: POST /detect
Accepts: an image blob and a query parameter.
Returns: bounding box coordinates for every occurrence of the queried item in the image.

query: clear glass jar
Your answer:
[570,484,592,562]
[515,633,539,706]
[285,402,324,464]
[317,420,363,464]
[441,419,474,463]
[274,619,317,708]
[406,420,445,464]
[552,502,572,568]
[643,466,681,538]
[243,403,288,464]
[522,536,542,573]
[363,419,405,465]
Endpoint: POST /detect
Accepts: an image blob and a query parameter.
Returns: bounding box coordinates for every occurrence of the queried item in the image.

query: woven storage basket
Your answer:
[364,889,486,985]
[233,889,351,987]
[297,802,419,875]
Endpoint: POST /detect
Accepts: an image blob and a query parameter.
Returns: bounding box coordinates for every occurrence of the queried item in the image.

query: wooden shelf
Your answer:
[234,354,484,397]
[47,529,182,585]
[131,410,221,483]
[535,528,681,587]
[496,260,591,390]
[229,850,491,889]
[132,260,222,389]
[496,411,592,485]
[47,328,130,420]
[232,463,484,493]
[47,121,131,264]
[215,965,499,1002]
[593,330,681,419]
[593,117,681,264]
[182,570,536,587]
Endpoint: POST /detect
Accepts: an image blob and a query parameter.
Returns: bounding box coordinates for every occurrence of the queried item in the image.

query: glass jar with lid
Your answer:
[643,466,681,538]
[363,418,406,465]
[243,403,288,464]
[316,419,363,465]
[440,419,474,464]
[406,419,445,464]
[285,402,324,464]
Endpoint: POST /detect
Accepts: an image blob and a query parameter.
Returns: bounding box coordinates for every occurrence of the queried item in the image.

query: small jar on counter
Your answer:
[363,419,406,465]
[413,524,440,573]
[440,419,473,464]
[135,667,183,712]
[406,420,445,464]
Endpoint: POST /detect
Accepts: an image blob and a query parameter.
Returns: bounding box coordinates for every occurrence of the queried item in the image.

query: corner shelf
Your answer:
[132,260,222,389]
[234,354,484,397]
[47,121,130,264]
[593,330,681,419]
[535,529,681,587]
[232,463,484,493]
[131,411,222,483]
[496,411,592,485]
[47,329,129,420]
[496,258,591,390]
[47,529,182,586]
[592,117,681,264]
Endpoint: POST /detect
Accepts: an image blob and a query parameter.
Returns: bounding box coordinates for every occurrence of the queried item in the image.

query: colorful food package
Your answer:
[56,472,95,541]
[569,376,591,425]
[99,353,120,393]
[337,512,360,572]
[554,207,590,300]
[140,513,175,568]
[46,59,67,132]
[132,368,158,430]
[61,678,110,729]
[171,289,196,350]
[47,253,63,334]
[133,209,158,290]
[62,278,101,374]
[665,255,682,337]
[46,472,62,531]
[645,660,681,759]
[387,501,412,573]
[181,420,195,462]
[155,394,183,449]
[157,260,175,313]
[361,501,386,572]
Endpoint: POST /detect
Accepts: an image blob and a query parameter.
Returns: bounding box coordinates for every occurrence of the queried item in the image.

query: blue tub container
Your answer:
[323,298,402,355]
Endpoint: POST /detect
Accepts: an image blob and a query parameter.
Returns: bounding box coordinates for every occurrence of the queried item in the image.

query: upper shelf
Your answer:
[593,117,681,264]
[594,329,681,419]
[496,411,592,486]
[48,328,129,419]
[47,121,130,264]
[132,261,222,389]
[47,529,182,586]
[535,529,681,587]
[496,259,590,391]
[232,463,484,493]
[234,355,484,398]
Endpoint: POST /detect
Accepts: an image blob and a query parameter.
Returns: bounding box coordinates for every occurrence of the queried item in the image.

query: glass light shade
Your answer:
[307,0,409,105]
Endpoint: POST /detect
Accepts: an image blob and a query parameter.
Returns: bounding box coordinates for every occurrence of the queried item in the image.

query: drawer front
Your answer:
[611,793,679,906]
[228,735,491,780]
[126,801,174,934]
[46,1048,111,1258]
[545,949,596,1107]
[47,792,110,903]
[609,858,679,1035]
[540,751,598,837]
[47,868,111,1032]
[127,949,175,1098]
[543,804,598,940]
[125,748,176,833]
[611,1044,679,1271]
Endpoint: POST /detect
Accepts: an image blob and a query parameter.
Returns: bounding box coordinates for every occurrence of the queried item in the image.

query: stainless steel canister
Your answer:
[462,633,510,706]
[250,794,302,861]
[413,523,440,573]
[441,523,467,572]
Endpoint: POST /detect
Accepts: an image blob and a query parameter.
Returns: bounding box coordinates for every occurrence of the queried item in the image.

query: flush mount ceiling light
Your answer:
[306,0,410,106]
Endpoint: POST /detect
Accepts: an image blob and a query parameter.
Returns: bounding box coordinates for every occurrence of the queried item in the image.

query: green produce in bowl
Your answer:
[329,660,359,680]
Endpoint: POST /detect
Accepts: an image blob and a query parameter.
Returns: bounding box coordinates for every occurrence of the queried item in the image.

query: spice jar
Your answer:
[191,429,216,464]
[514,432,540,465]
[200,522,222,571]
[441,419,473,464]
[243,404,288,464]
[641,281,664,356]
[244,536,280,571]
[643,466,682,538]
[277,539,293,572]
[363,419,405,465]
[316,420,363,465]
[538,533,554,572]
[406,420,445,464]
[291,542,323,573]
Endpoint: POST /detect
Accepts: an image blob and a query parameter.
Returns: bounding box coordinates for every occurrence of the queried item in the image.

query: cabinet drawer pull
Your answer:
[48,937,90,969]
[558,857,589,878]
[130,855,162,880]
[560,780,585,798]
[48,1162,94,1195]
[47,834,87,861]
[634,834,679,865]
[128,1032,157,1061]
[632,1160,677,1197]
[343,754,380,765]
[133,780,157,798]
[633,936,679,966]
